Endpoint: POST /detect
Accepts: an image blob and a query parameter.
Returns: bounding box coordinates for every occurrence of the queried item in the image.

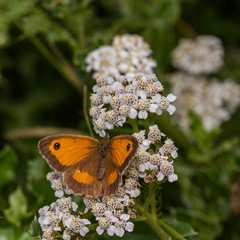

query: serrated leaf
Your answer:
[4,188,31,227]
[0,145,18,190]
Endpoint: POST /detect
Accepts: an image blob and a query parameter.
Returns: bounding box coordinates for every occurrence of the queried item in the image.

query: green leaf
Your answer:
[27,157,55,205]
[29,215,41,238]
[0,227,33,240]
[0,145,18,190]
[0,0,33,24]
[163,217,197,237]
[4,188,31,227]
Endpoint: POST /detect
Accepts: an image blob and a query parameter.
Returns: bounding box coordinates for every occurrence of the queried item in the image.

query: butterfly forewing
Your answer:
[38,134,99,172]
[109,135,138,173]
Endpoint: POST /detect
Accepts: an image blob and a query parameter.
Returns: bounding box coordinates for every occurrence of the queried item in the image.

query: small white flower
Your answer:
[157,160,178,182]
[133,131,151,151]
[159,139,178,159]
[148,124,165,144]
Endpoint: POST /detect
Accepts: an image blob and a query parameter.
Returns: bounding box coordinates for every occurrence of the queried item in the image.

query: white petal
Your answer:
[138,171,147,178]
[80,227,89,236]
[171,150,178,159]
[71,202,78,211]
[82,219,91,225]
[149,104,158,113]
[152,94,161,102]
[125,222,134,232]
[131,188,141,197]
[120,214,130,221]
[63,230,71,240]
[168,174,178,182]
[137,90,147,99]
[55,190,64,198]
[106,121,114,130]
[142,139,151,147]
[156,108,163,115]
[157,172,165,181]
[138,110,148,119]
[65,218,73,228]
[167,105,176,115]
[139,164,146,172]
[129,108,138,119]
[42,217,50,225]
[107,225,116,236]
[116,227,125,237]
[167,93,177,102]
[96,226,104,235]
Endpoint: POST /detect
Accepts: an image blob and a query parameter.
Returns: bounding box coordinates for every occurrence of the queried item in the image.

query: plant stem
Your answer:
[150,113,156,126]
[83,85,95,138]
[46,41,83,93]
[158,219,187,240]
[129,119,139,133]
[143,183,158,212]
[135,202,169,240]
[176,19,197,38]
[3,126,83,140]
[29,36,83,93]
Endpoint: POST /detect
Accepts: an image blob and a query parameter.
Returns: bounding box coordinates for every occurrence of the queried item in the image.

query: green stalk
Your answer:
[129,119,139,133]
[143,183,158,212]
[29,36,83,93]
[150,113,156,126]
[83,85,95,138]
[135,202,169,240]
[158,219,187,240]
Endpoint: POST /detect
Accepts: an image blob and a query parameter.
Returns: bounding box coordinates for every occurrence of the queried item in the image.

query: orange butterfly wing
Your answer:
[38,134,99,172]
[109,135,138,173]
[103,135,138,196]
[64,153,103,196]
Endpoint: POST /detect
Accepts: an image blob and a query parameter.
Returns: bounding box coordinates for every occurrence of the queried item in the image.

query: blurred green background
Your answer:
[0,0,240,239]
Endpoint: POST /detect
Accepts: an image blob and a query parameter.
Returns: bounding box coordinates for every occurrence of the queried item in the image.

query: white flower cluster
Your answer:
[38,197,90,240]
[170,35,240,133]
[172,35,224,75]
[86,34,157,79]
[83,194,135,237]
[133,125,178,183]
[38,33,180,239]
[90,73,176,137]
[170,72,240,132]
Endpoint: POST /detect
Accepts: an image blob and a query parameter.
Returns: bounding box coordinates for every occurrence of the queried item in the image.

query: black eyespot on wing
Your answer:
[126,143,131,151]
[54,142,60,150]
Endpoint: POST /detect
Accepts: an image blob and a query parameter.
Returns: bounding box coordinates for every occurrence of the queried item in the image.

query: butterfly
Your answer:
[38,134,138,197]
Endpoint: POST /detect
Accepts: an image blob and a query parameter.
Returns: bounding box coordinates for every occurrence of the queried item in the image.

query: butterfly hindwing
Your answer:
[38,134,99,172]
[103,154,121,196]
[64,152,103,196]
[110,135,138,173]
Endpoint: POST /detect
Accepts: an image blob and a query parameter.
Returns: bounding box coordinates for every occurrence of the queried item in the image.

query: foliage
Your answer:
[1,0,240,239]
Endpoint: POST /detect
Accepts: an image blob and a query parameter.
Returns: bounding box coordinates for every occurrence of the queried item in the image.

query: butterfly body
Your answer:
[38,134,138,196]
